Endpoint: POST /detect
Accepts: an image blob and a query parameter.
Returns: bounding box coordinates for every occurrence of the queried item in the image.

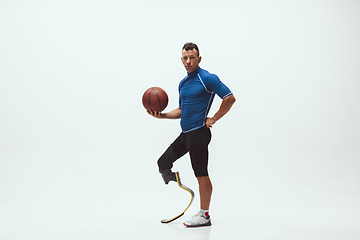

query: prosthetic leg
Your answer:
[160,171,195,223]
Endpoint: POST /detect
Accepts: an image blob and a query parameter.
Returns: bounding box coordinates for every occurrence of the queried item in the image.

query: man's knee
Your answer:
[157,146,176,170]
[197,176,213,191]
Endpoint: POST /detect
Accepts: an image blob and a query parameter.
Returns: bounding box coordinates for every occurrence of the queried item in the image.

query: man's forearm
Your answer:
[161,108,181,119]
[212,94,236,122]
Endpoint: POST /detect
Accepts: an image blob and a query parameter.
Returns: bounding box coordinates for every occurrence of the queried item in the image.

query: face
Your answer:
[181,49,201,73]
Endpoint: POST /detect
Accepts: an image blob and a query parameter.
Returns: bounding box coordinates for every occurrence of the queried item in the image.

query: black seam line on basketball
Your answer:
[157,88,166,97]
[148,89,152,111]
[158,89,167,109]
[151,87,161,111]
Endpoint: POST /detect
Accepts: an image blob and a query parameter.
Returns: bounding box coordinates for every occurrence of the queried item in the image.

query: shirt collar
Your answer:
[187,67,200,77]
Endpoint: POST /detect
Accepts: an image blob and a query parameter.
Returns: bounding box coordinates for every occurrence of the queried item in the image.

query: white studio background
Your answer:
[0,0,359,240]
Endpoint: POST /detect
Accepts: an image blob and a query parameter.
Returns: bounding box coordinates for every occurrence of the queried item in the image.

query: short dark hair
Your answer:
[182,42,200,56]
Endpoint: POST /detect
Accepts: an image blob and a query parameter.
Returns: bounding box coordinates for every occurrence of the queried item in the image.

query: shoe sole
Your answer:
[183,222,212,228]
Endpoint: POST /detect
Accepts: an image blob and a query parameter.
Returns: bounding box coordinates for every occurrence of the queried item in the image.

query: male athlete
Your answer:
[147,42,235,227]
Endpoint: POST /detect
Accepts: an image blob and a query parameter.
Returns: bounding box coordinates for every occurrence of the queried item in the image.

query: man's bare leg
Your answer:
[197,176,213,210]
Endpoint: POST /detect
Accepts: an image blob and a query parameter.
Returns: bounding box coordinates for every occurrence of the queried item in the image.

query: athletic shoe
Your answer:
[183,212,212,227]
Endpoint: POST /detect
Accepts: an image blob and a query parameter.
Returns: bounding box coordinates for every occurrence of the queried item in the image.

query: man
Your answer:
[147,42,235,227]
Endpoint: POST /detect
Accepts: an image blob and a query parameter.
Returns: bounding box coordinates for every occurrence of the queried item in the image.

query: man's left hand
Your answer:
[206,117,216,128]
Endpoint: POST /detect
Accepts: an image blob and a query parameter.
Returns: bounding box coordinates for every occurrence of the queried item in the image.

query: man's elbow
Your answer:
[227,94,236,104]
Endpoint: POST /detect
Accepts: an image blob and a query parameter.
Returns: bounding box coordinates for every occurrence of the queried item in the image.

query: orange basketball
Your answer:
[142,87,168,112]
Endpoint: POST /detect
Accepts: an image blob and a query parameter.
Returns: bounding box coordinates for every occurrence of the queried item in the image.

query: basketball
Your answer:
[142,87,168,112]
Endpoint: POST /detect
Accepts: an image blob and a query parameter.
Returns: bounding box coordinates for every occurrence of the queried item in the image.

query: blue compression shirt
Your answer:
[179,67,233,133]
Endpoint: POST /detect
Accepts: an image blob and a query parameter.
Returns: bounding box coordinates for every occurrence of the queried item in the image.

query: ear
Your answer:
[198,56,202,63]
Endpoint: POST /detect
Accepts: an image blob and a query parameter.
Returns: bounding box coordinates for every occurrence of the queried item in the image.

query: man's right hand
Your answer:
[146,107,181,120]
[147,110,164,119]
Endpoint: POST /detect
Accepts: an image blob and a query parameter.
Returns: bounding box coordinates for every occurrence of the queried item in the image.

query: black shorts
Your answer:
[157,126,212,177]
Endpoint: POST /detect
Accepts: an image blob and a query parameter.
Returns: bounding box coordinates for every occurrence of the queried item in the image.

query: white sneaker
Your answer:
[183,212,212,227]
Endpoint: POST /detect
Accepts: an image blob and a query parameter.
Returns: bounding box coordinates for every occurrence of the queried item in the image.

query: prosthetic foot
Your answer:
[160,171,195,223]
